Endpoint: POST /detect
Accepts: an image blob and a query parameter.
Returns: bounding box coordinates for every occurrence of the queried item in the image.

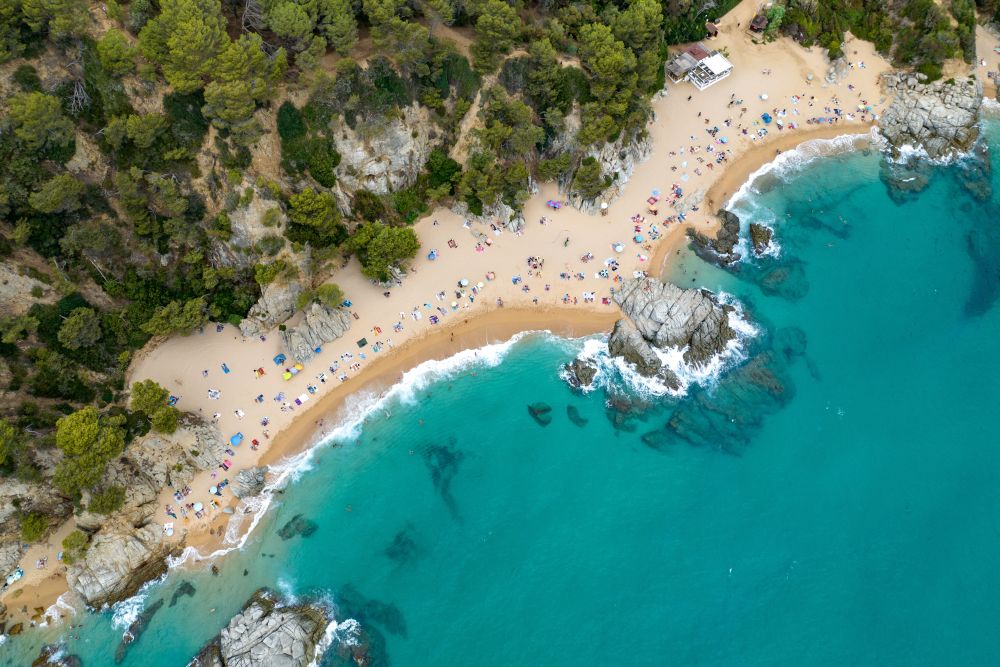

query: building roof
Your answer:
[685,44,712,61]
[699,53,733,76]
[705,22,719,36]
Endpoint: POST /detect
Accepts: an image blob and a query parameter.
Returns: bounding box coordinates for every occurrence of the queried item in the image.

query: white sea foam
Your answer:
[38,592,79,628]
[982,97,1000,115]
[570,295,758,398]
[727,129,877,209]
[108,572,167,630]
[307,616,362,667]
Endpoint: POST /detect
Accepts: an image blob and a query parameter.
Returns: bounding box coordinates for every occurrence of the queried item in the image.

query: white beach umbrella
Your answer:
[760,93,768,100]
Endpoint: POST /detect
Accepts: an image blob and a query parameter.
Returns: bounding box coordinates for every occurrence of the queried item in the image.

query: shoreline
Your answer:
[1,0,896,630]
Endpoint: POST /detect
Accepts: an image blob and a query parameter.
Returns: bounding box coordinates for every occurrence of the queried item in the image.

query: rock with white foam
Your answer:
[612,277,736,365]
[879,74,983,159]
[188,589,329,667]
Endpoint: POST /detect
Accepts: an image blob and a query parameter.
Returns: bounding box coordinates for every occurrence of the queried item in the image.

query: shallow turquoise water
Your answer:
[7,123,1000,665]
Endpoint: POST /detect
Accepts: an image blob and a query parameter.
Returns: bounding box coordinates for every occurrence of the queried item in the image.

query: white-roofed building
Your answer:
[687,52,733,90]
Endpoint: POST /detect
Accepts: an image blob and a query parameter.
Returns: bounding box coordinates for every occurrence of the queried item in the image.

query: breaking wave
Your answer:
[727,129,877,209]
[109,573,168,630]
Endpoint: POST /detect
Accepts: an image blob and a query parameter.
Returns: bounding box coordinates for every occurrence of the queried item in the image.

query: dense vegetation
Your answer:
[0,0,979,547]
[776,0,977,80]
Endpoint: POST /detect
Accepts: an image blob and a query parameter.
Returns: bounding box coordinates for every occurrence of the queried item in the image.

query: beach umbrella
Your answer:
[193,502,204,512]
[806,74,814,81]
[210,486,218,494]
[600,202,608,210]
[760,93,768,100]
[451,301,458,308]
[613,242,624,253]
[459,278,470,286]
[634,234,645,243]
[651,189,660,196]
[477,282,485,289]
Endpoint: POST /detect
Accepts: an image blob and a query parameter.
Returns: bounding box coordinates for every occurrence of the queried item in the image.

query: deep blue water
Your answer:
[7,121,1000,666]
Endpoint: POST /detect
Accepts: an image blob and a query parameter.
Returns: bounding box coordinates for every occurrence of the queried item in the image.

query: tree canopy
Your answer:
[53,407,127,497]
[345,222,420,281]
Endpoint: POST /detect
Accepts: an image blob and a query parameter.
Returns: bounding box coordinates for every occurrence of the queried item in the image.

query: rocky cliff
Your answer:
[65,418,227,608]
[612,277,736,365]
[239,277,307,339]
[279,302,352,364]
[188,588,330,667]
[565,131,653,212]
[334,104,436,196]
[879,73,983,159]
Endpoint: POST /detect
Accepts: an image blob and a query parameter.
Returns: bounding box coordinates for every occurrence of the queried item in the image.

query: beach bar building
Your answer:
[665,42,734,90]
[688,52,734,90]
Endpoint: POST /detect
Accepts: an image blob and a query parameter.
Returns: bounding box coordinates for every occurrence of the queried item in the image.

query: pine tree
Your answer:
[203,34,286,145]
[317,0,357,55]
[21,0,90,39]
[29,173,85,214]
[139,0,229,93]
[8,92,76,153]
[96,29,137,76]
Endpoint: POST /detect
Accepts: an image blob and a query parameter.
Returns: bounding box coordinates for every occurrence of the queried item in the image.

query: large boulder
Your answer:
[231,467,268,499]
[334,103,435,196]
[612,277,735,364]
[749,223,773,255]
[879,74,983,159]
[66,522,179,608]
[607,319,662,376]
[189,588,330,667]
[280,303,351,363]
[564,130,653,212]
[239,278,307,339]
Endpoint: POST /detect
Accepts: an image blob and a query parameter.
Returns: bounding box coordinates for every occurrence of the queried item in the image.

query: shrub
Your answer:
[88,485,125,515]
[62,530,89,564]
[13,64,42,92]
[20,511,48,542]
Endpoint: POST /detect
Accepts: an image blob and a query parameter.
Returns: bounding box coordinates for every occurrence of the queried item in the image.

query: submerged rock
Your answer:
[277,514,318,541]
[336,584,408,638]
[687,209,742,265]
[749,223,773,255]
[640,428,673,452]
[566,405,589,427]
[384,525,420,565]
[421,441,464,520]
[169,581,197,607]
[527,402,553,426]
[965,213,1000,317]
[188,588,330,667]
[116,598,164,663]
[758,260,809,301]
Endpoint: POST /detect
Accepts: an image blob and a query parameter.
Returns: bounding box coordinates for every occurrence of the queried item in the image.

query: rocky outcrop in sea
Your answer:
[879,73,983,159]
[612,277,736,364]
[279,302,352,363]
[188,588,330,667]
[687,209,742,265]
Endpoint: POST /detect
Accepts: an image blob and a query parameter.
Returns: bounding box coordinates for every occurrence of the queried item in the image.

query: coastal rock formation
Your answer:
[879,74,983,159]
[612,277,736,364]
[279,302,352,363]
[565,358,597,387]
[564,131,654,212]
[240,277,307,339]
[607,319,671,382]
[188,588,329,667]
[334,104,435,195]
[687,209,741,265]
[66,522,179,608]
[0,478,73,583]
[749,223,773,255]
[232,466,269,499]
[452,197,528,233]
[32,644,83,667]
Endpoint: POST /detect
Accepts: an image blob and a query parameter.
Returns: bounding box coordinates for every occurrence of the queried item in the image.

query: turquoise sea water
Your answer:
[7,121,1000,665]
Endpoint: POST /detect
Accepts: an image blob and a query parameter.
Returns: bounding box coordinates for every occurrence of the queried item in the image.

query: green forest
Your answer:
[0,0,988,543]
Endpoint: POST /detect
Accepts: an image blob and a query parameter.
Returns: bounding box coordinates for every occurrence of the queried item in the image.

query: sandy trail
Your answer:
[1,0,893,626]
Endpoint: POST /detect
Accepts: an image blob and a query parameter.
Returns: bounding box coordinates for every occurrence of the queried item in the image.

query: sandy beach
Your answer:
[0,0,894,626]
